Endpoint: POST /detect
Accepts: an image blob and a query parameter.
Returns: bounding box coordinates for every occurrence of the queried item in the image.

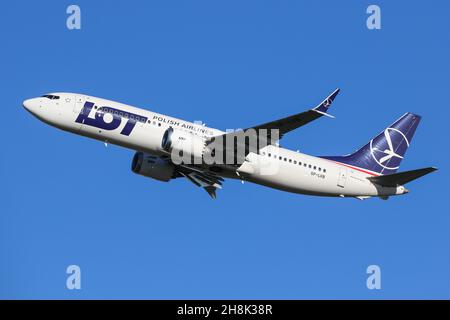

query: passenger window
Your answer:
[294,160,297,164]
[279,156,282,160]
[289,159,292,163]
[323,169,327,173]
[309,164,312,168]
[313,166,316,170]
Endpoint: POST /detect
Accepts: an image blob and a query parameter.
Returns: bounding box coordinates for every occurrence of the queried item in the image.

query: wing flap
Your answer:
[177,165,223,199]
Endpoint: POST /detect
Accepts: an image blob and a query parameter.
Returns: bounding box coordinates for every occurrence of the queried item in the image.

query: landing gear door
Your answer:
[337,167,347,188]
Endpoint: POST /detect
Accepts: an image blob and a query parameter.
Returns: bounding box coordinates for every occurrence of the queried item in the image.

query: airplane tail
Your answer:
[321,113,421,175]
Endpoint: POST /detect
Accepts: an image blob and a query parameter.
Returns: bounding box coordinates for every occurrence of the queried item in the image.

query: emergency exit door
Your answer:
[337,167,347,188]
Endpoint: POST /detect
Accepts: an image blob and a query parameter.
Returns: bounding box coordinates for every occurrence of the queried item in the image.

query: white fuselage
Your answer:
[23,93,406,198]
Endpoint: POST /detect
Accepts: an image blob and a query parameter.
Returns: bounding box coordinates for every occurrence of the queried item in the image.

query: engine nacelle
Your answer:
[131,152,176,182]
[161,127,206,164]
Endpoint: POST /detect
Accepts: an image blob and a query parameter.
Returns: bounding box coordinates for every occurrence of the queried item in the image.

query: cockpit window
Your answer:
[41,95,60,100]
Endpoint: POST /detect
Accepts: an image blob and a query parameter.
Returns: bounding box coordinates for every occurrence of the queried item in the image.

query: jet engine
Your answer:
[161,127,206,163]
[131,152,177,182]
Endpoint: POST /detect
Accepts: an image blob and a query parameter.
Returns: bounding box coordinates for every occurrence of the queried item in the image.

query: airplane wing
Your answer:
[247,88,340,140]
[205,88,340,165]
[176,164,224,199]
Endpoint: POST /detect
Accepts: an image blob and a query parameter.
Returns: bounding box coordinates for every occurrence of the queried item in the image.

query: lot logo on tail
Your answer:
[370,127,409,170]
[323,98,332,107]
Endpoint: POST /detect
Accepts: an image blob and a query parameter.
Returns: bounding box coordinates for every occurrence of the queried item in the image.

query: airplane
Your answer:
[22,89,437,200]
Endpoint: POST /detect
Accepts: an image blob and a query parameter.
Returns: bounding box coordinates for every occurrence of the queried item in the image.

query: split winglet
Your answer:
[313,88,340,118]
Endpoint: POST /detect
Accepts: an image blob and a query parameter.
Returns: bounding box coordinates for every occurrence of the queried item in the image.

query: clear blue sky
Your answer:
[1,1,449,299]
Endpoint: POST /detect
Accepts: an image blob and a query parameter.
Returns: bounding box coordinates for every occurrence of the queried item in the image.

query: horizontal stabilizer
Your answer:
[368,167,437,187]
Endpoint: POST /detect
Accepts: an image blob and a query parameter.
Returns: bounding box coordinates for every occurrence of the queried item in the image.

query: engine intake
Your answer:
[161,127,206,164]
[131,152,176,182]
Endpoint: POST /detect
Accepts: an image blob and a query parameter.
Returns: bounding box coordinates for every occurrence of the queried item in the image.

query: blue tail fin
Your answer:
[321,113,421,175]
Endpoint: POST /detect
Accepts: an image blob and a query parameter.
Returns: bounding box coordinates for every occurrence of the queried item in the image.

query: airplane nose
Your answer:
[23,98,35,111]
[23,99,32,110]
[23,98,39,112]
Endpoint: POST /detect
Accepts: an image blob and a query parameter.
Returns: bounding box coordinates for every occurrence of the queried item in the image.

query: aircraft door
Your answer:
[74,95,85,114]
[337,167,347,188]
[73,95,86,131]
